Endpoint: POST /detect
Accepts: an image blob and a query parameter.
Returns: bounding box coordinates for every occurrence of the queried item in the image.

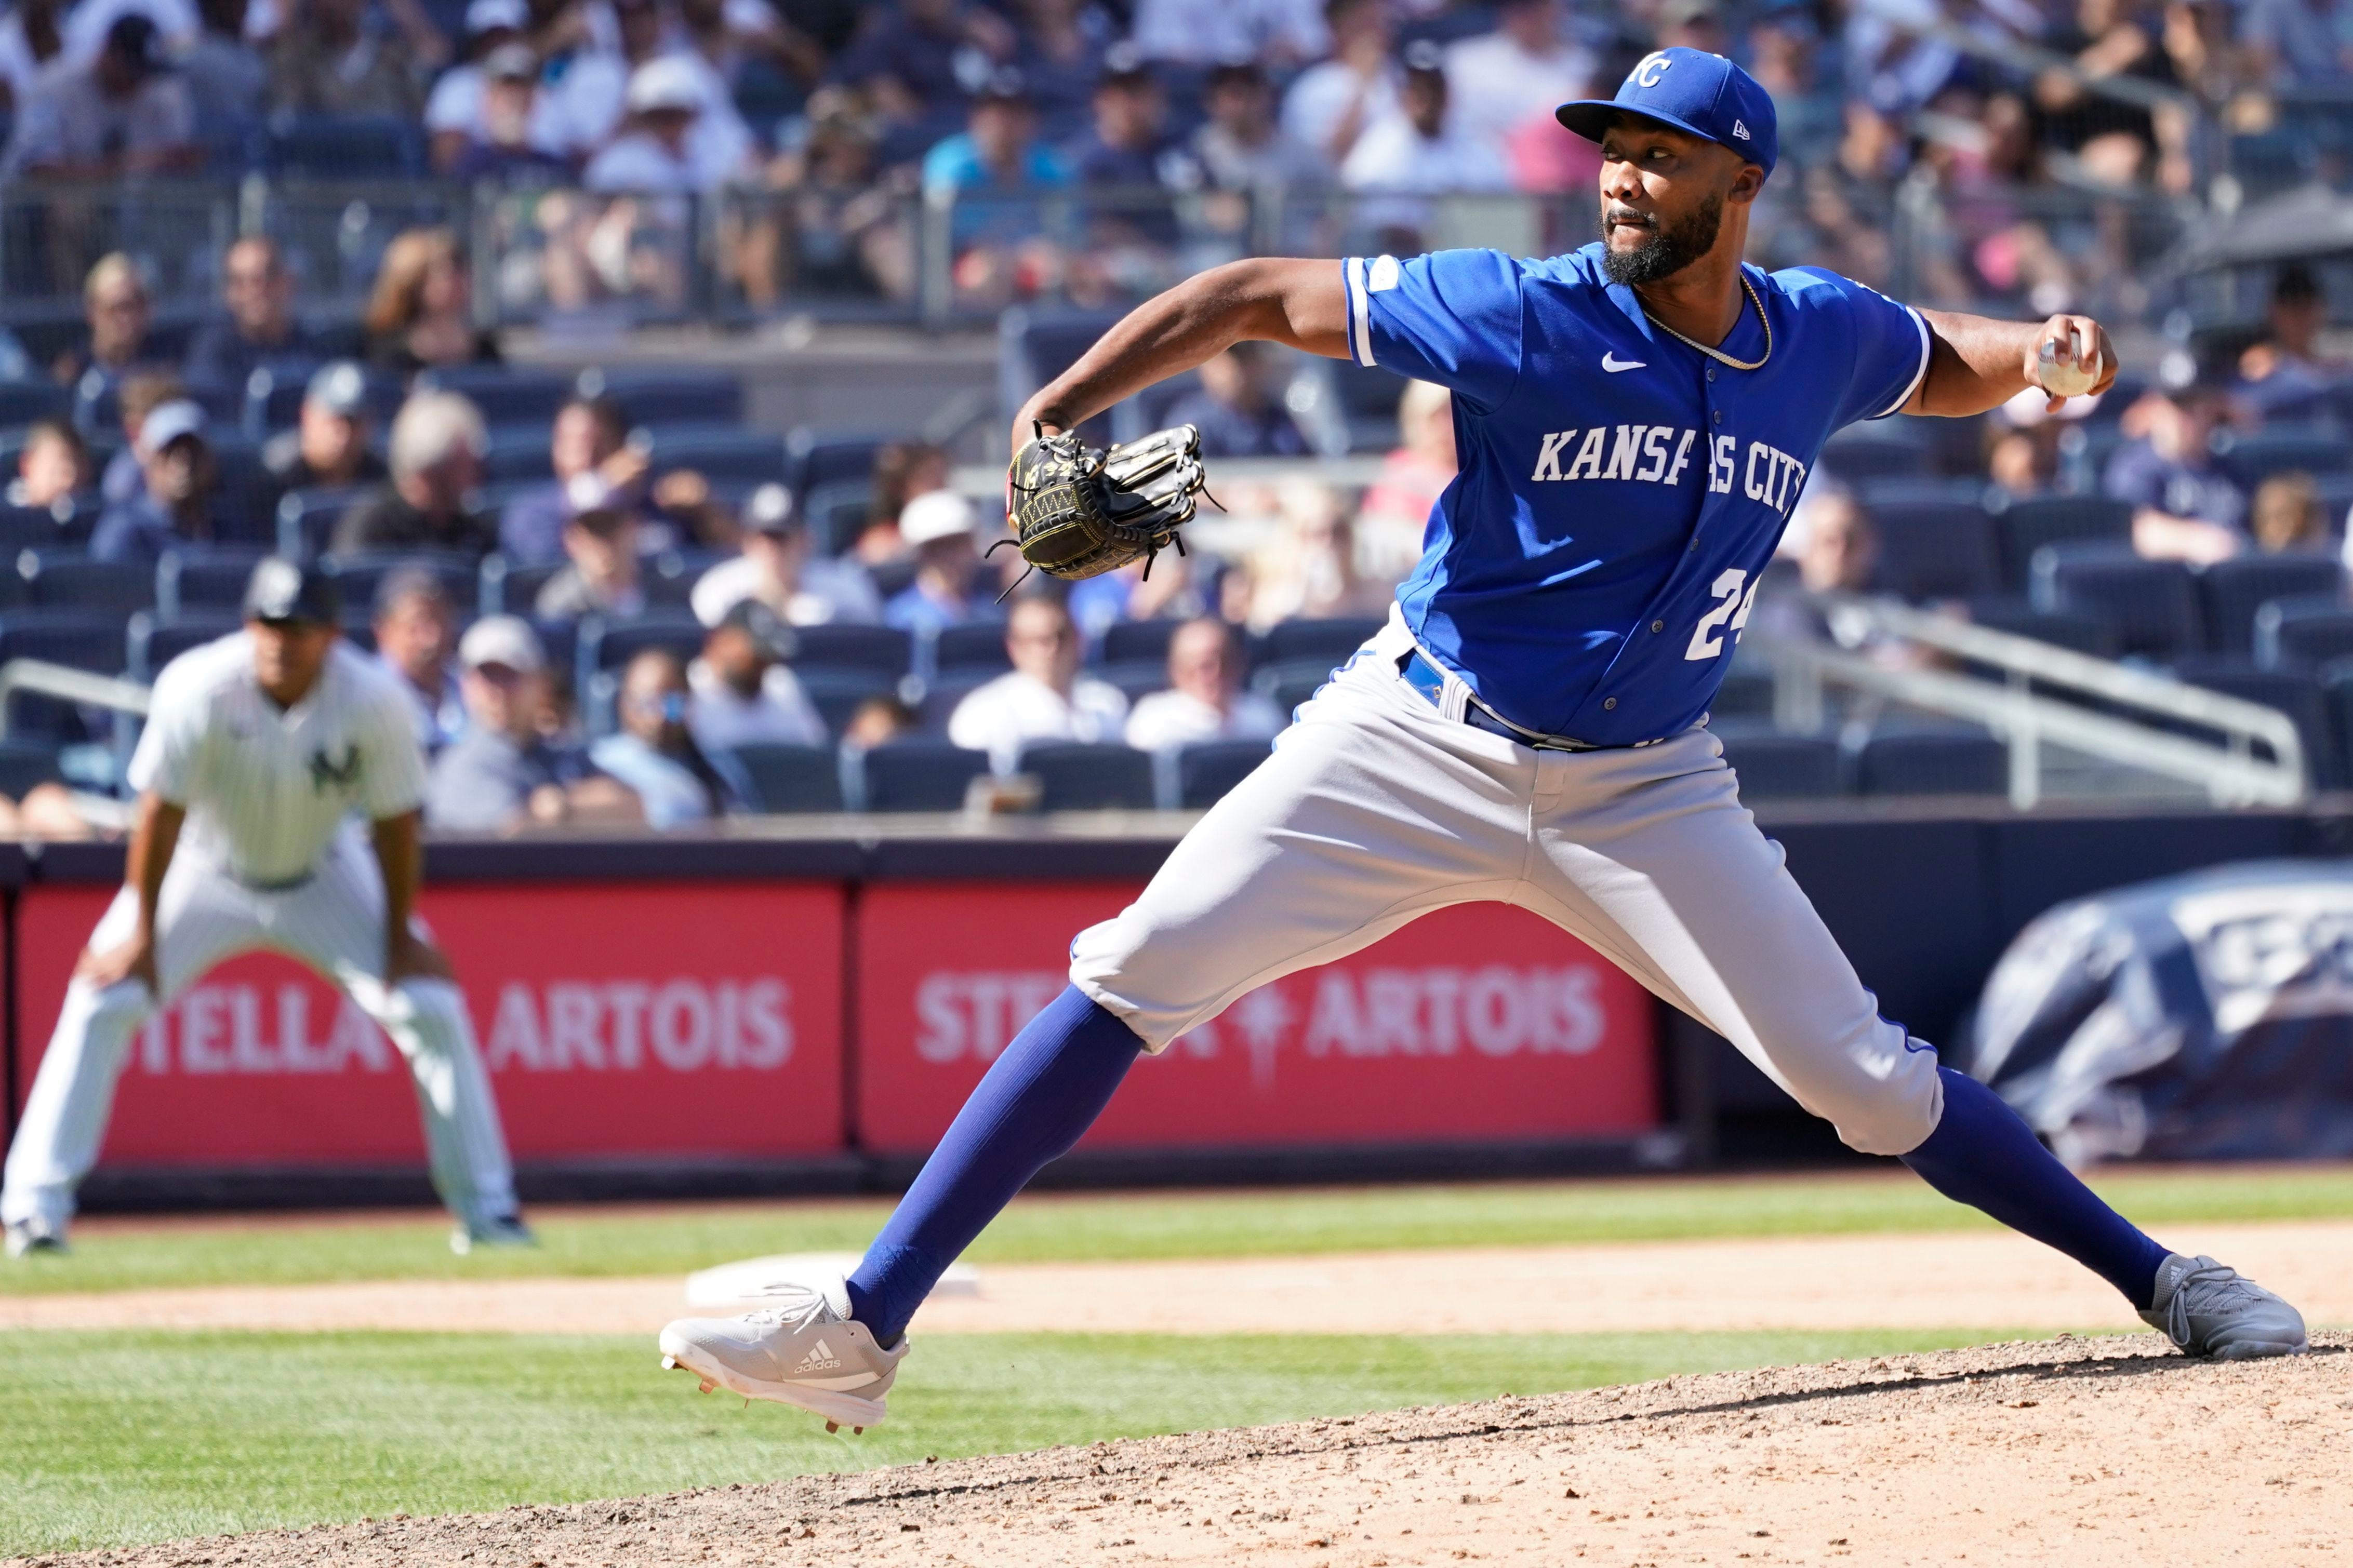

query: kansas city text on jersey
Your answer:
[1526,424,1808,514]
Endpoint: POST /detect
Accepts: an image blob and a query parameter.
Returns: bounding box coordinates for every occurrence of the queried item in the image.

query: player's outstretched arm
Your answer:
[1905,308,2118,419]
[1010,258,1349,455]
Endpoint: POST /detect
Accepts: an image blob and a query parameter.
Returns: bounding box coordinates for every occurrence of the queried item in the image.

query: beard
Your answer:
[1599,190,1726,286]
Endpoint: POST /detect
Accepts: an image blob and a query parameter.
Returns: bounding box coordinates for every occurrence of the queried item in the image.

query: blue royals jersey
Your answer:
[1342,243,1930,745]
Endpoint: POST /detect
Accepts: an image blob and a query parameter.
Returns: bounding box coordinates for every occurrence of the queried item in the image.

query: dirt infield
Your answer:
[4,1219,2348,1336]
[13,1333,2344,1567]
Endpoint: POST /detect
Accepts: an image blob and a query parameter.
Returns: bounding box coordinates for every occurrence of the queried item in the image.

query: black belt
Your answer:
[227,868,315,893]
[1398,651,1613,753]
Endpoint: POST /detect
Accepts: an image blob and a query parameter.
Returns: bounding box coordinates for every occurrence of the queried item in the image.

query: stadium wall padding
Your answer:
[1,803,2344,1199]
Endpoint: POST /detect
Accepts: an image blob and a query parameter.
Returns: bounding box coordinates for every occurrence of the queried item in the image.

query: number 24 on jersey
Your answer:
[1685,568,1760,661]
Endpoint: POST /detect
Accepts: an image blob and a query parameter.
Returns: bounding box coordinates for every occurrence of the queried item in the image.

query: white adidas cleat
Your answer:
[658,1275,907,1432]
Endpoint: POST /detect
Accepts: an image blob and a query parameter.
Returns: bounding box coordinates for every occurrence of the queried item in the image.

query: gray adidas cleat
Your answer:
[4,1217,67,1258]
[659,1275,907,1432]
[449,1212,536,1255]
[2139,1253,2309,1360]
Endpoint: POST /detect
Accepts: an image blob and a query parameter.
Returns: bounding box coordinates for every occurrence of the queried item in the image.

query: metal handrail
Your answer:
[1750,594,2307,809]
[0,660,152,720]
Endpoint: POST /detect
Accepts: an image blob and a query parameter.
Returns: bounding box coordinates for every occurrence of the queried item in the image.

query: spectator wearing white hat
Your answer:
[553,0,751,172]
[691,481,881,628]
[582,51,751,193]
[426,617,643,832]
[89,399,229,562]
[424,0,570,173]
[883,488,991,636]
[948,596,1128,774]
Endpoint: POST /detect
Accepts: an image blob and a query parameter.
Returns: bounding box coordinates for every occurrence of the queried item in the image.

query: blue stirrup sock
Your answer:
[1900,1066,2170,1310]
[847,984,1142,1346]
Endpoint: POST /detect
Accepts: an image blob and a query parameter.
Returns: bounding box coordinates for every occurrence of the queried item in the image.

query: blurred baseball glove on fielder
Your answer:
[1004,422,1206,581]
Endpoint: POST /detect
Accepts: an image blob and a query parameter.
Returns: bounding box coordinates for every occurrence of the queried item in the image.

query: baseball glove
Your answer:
[1004,422,1206,581]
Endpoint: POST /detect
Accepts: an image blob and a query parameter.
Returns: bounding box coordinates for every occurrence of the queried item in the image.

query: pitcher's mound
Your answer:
[19,1334,2347,1567]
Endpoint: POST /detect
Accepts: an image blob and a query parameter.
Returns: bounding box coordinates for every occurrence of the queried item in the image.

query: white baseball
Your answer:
[2037,330,2100,398]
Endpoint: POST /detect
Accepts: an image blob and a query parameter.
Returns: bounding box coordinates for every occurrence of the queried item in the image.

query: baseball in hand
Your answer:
[2037,330,2100,399]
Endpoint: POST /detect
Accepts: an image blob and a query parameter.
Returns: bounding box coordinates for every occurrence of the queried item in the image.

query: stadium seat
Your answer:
[2255,595,2353,669]
[792,664,894,735]
[782,429,890,499]
[643,426,788,485]
[1018,742,1157,811]
[2199,553,2344,655]
[1820,420,1933,480]
[2212,424,2352,490]
[20,551,154,614]
[726,742,844,813]
[129,612,241,677]
[578,613,706,684]
[856,740,990,811]
[155,546,270,619]
[1253,616,1384,669]
[416,367,576,426]
[2029,542,2202,659]
[1100,618,1184,667]
[1867,495,2001,601]
[276,487,368,559]
[1249,657,1337,715]
[931,620,1012,674]
[266,114,423,178]
[2171,655,2334,787]
[0,610,130,738]
[778,622,911,679]
[0,737,64,797]
[998,307,1125,447]
[0,499,97,555]
[1851,724,2008,797]
[1966,597,2119,659]
[0,382,69,426]
[1094,659,1172,703]
[321,552,478,619]
[208,437,278,528]
[477,555,564,618]
[1173,736,1272,809]
[915,667,999,729]
[483,426,557,483]
[1991,494,2133,588]
[1712,726,1845,800]
[1710,663,1775,719]
[645,549,728,608]
[800,478,875,555]
[1288,354,1409,453]
[581,369,743,428]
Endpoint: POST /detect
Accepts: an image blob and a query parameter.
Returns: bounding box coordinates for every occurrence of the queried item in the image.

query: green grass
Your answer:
[6,1165,2350,1297]
[0,1325,2045,1556]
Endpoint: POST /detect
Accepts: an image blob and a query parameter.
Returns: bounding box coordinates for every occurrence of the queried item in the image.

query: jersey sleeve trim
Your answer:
[1872,305,1932,419]
[1344,256,1375,368]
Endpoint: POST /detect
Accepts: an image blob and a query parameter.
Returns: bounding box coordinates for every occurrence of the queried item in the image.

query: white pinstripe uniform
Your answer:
[0,633,517,1232]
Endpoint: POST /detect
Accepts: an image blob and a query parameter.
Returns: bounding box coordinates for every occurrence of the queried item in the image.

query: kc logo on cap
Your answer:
[1556,46,1780,180]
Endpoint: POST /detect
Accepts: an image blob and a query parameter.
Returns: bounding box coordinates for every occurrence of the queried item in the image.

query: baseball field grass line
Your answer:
[6,1163,2350,1296]
[0,1325,2075,1558]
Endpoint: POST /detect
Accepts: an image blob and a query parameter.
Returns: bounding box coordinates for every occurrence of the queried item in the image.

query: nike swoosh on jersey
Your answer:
[1601,353,1645,372]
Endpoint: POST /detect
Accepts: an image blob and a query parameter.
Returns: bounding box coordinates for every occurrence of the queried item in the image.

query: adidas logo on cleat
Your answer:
[794,1338,844,1374]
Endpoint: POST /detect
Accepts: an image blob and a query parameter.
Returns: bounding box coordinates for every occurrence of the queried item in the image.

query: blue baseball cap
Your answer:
[1556,47,1777,178]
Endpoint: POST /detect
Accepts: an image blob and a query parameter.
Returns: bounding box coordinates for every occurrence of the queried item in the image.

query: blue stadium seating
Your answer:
[643,426,788,485]
[1966,597,2119,658]
[477,554,562,618]
[2029,542,2202,658]
[0,610,129,737]
[2171,655,2334,787]
[321,552,478,619]
[276,486,368,559]
[576,612,704,700]
[20,551,154,614]
[1851,725,2008,797]
[783,430,891,498]
[1867,495,2001,600]
[800,478,875,555]
[786,622,912,678]
[1094,659,1172,703]
[0,500,97,555]
[483,426,556,483]
[1253,615,1384,669]
[0,382,69,426]
[1173,737,1272,809]
[2255,595,2353,669]
[856,740,990,811]
[128,612,242,678]
[932,620,1012,674]
[725,742,844,813]
[2198,552,2344,654]
[1711,663,1775,718]
[793,665,895,735]
[998,307,1125,448]
[0,737,64,797]
[267,115,424,179]
[244,360,404,437]
[916,668,999,729]
[1712,726,1845,800]
[1249,658,1337,715]
[1018,742,1156,811]
[1100,618,1184,666]
[1820,419,1933,480]
[2213,424,2352,490]
[416,367,575,426]
[1991,494,2133,588]
[208,437,278,529]
[582,369,743,428]
[155,546,270,619]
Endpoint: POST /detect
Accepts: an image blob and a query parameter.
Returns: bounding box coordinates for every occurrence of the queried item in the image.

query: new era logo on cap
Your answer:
[1555,46,1779,179]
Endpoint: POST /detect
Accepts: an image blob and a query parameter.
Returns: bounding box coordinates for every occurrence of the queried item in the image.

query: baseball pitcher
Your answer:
[2,559,527,1257]
[661,49,2306,1429]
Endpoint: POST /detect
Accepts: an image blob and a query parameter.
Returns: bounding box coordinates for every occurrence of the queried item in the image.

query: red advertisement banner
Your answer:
[855,882,1659,1154]
[10,881,845,1167]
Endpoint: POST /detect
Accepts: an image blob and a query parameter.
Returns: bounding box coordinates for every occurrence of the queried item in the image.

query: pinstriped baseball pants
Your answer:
[1069,615,1947,1157]
[2,830,516,1231]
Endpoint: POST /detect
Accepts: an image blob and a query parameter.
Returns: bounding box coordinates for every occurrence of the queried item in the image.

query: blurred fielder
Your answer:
[662,49,2306,1427]
[1,560,527,1258]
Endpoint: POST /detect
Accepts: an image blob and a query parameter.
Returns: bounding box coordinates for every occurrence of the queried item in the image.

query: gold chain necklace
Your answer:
[1638,274,1771,372]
